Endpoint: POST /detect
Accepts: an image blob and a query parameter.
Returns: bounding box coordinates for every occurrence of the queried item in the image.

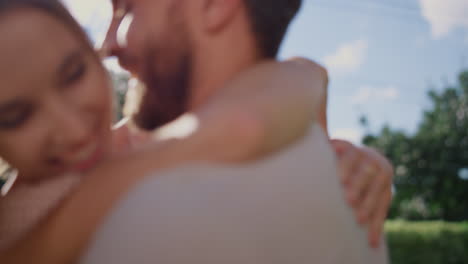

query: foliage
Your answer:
[385,221,468,264]
[109,70,130,121]
[363,70,468,221]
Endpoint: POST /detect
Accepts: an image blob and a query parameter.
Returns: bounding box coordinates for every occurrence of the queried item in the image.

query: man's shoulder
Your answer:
[83,124,388,264]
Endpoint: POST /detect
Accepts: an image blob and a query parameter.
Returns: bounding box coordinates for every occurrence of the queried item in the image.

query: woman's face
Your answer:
[0,8,113,181]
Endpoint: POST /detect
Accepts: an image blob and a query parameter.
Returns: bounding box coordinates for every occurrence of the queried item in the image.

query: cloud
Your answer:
[351,85,399,105]
[323,39,368,76]
[419,0,468,38]
[330,129,363,144]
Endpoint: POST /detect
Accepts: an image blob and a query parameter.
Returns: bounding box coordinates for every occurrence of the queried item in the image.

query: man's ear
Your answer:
[201,0,242,33]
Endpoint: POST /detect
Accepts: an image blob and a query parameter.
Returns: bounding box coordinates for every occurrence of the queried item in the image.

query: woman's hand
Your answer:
[332,139,394,248]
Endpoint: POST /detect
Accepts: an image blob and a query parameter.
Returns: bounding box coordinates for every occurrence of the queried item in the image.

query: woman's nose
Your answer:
[48,102,91,149]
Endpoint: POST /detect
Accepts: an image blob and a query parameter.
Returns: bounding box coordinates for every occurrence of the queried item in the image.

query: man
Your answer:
[81,0,393,262]
[101,0,393,246]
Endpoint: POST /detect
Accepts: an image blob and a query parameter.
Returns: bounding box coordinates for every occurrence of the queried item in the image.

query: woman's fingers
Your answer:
[367,188,392,248]
[349,162,378,209]
[331,140,394,238]
[357,168,387,224]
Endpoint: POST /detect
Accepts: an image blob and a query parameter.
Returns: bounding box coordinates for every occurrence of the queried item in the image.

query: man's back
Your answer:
[81,125,388,264]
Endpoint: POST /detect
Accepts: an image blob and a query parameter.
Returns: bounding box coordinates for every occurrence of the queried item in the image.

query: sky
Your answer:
[63,0,468,143]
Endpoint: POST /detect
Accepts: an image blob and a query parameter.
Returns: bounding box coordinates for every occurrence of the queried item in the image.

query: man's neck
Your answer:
[188,35,264,110]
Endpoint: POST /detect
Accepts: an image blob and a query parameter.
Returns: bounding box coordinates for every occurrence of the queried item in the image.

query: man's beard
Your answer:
[133,48,192,131]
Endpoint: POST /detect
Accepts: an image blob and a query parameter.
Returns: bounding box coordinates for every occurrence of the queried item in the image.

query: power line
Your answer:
[310,0,459,23]
[336,0,421,14]
[310,1,422,23]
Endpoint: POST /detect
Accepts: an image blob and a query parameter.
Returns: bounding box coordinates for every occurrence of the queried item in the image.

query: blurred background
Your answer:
[63,0,468,263]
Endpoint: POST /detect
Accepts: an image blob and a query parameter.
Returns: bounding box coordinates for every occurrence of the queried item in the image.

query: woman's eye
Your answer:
[0,107,33,130]
[64,62,87,86]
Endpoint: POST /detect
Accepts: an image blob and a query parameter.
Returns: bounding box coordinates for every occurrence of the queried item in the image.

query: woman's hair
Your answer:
[0,0,96,56]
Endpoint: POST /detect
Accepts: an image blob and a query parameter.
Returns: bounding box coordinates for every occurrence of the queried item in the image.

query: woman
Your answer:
[0,0,329,262]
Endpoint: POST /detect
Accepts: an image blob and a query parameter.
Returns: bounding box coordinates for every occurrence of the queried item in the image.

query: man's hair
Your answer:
[244,0,302,58]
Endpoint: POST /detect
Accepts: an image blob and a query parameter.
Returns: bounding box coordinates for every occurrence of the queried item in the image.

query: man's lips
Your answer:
[115,54,141,77]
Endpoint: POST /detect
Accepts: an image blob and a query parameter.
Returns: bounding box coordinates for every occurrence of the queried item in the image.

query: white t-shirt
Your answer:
[81,125,389,264]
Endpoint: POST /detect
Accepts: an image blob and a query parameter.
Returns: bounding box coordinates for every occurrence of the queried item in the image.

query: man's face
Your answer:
[103,0,193,130]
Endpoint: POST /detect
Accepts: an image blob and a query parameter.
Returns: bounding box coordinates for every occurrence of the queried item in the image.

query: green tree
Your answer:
[364,70,468,221]
[108,70,130,121]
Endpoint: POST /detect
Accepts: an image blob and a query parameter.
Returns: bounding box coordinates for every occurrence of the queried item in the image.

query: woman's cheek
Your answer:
[0,138,40,176]
[82,70,111,112]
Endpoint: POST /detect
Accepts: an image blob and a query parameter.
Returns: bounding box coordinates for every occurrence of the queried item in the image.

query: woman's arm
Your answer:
[150,58,329,162]
[122,58,328,162]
